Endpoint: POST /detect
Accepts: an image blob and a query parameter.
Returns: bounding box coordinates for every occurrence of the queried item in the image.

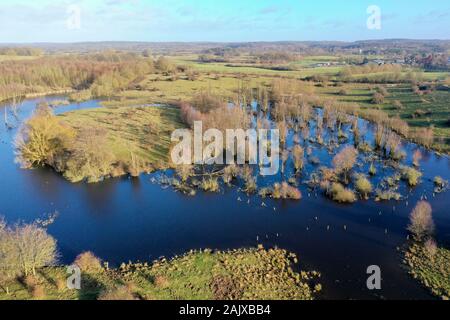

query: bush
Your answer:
[0,223,57,277]
[154,275,169,288]
[433,176,448,193]
[32,284,46,300]
[191,92,225,113]
[176,165,194,182]
[371,92,385,104]
[244,176,257,194]
[355,175,372,199]
[329,183,356,203]
[15,107,75,169]
[222,165,238,185]
[338,89,348,96]
[375,189,401,201]
[412,150,422,167]
[292,145,304,172]
[74,251,103,274]
[424,239,438,258]
[98,286,137,300]
[201,176,220,192]
[271,182,302,200]
[332,146,358,183]
[375,86,389,97]
[401,166,422,186]
[211,275,242,300]
[64,127,116,183]
[434,176,444,186]
[408,201,434,241]
[368,163,377,176]
[56,277,66,292]
[393,100,403,110]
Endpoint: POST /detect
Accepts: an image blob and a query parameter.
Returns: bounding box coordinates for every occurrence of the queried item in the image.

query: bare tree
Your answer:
[292,145,304,172]
[408,201,434,241]
[332,146,358,183]
[0,221,57,280]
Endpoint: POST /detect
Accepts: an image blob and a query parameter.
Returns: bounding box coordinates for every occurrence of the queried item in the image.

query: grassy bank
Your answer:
[16,104,184,183]
[404,243,450,300]
[59,105,185,182]
[0,247,320,300]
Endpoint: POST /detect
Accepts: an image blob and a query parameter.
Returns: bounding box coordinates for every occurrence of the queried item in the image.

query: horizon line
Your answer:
[1,38,450,46]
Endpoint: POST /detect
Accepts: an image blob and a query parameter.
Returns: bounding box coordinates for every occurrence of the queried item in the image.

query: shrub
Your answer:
[433,176,448,193]
[368,163,377,176]
[371,92,385,104]
[201,176,220,192]
[338,89,348,96]
[292,145,304,172]
[64,127,116,183]
[32,284,46,300]
[277,120,288,145]
[332,146,358,183]
[24,275,39,289]
[393,100,403,110]
[424,239,438,258]
[375,189,401,201]
[222,165,238,185]
[155,56,174,74]
[15,107,75,169]
[1,223,58,276]
[74,251,103,274]
[375,86,389,97]
[407,201,434,241]
[401,166,422,187]
[191,92,225,113]
[434,176,444,187]
[329,183,356,203]
[281,182,302,200]
[176,165,194,182]
[154,275,169,288]
[244,176,258,194]
[211,275,242,300]
[271,182,301,200]
[355,175,372,199]
[98,286,137,300]
[413,127,434,148]
[56,277,66,291]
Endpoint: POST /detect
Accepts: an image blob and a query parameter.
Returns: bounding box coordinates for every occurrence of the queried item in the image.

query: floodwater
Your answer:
[0,96,449,299]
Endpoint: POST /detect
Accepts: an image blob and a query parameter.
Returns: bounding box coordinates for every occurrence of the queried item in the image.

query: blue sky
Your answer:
[0,0,449,43]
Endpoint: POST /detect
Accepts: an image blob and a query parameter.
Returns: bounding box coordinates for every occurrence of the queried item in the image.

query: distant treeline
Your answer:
[254,52,299,64]
[0,51,170,101]
[0,47,44,56]
[338,64,424,84]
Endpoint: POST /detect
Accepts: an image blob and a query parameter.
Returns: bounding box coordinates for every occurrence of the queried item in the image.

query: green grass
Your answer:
[317,83,450,152]
[0,55,39,62]
[0,247,320,300]
[404,243,450,300]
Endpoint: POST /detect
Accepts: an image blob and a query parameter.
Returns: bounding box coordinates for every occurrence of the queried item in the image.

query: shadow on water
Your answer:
[0,96,449,299]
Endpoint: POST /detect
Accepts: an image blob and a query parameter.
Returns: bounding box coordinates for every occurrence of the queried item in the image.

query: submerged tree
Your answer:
[332,146,358,184]
[292,145,305,172]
